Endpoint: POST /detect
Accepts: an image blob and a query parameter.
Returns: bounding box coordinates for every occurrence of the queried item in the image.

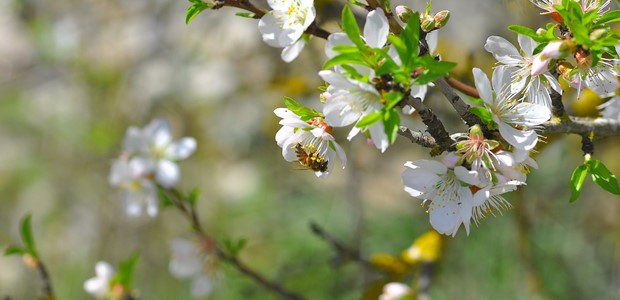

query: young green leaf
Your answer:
[158,187,174,208]
[384,91,404,110]
[186,2,212,24]
[114,252,140,288]
[596,10,620,24]
[569,164,588,202]
[187,188,201,207]
[383,109,400,144]
[507,25,544,42]
[284,97,321,121]
[400,14,420,68]
[587,160,620,195]
[323,52,366,70]
[469,107,493,125]
[355,111,383,128]
[20,214,38,259]
[341,6,365,48]
[4,245,26,256]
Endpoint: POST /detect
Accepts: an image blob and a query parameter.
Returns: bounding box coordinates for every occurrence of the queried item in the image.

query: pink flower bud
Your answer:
[531,54,551,76]
[395,5,414,23]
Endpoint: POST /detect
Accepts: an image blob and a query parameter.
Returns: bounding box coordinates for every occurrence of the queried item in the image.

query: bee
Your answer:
[294,143,328,173]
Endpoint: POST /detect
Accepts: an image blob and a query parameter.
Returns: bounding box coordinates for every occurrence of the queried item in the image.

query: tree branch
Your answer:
[445,77,480,98]
[541,116,620,137]
[309,222,374,269]
[165,188,304,300]
[397,126,438,148]
[401,95,454,153]
[36,261,54,300]
[434,77,481,127]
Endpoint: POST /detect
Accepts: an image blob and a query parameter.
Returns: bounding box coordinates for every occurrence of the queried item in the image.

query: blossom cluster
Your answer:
[108,118,196,216]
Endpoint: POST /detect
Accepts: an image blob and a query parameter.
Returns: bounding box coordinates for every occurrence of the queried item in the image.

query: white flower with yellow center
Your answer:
[473,66,551,151]
[401,157,480,236]
[484,34,562,108]
[109,156,159,217]
[274,108,346,178]
[258,0,316,62]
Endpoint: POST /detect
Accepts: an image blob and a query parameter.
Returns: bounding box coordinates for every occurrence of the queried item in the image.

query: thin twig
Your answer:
[36,262,54,299]
[164,188,304,300]
[400,95,454,153]
[309,222,374,269]
[445,77,480,98]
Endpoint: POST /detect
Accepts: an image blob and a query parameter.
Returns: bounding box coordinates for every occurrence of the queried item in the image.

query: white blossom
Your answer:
[109,156,159,217]
[84,261,115,299]
[379,282,412,300]
[274,108,346,178]
[258,0,315,62]
[122,118,196,188]
[169,238,214,298]
[401,158,480,236]
[484,35,562,108]
[318,70,389,152]
[473,66,551,151]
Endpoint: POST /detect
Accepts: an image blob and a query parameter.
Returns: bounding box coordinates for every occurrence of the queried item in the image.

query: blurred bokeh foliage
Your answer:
[1,0,620,299]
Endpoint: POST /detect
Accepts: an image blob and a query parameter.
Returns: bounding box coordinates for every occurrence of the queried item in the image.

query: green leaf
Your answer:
[467,96,485,105]
[597,10,620,24]
[235,12,256,18]
[532,42,548,55]
[384,91,404,110]
[341,6,365,49]
[4,245,26,256]
[20,214,38,259]
[569,164,588,202]
[507,25,544,42]
[383,109,400,144]
[413,59,456,85]
[284,97,321,121]
[587,160,620,195]
[187,188,201,207]
[114,252,140,288]
[158,187,174,208]
[186,2,212,24]
[323,52,366,69]
[469,106,494,125]
[400,14,420,68]
[224,238,247,257]
[355,111,383,128]
[331,44,362,54]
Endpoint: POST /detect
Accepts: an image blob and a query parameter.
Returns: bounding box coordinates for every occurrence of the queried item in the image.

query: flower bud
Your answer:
[589,28,607,41]
[420,14,435,31]
[433,10,450,29]
[531,54,551,76]
[22,254,38,269]
[395,5,414,23]
[536,28,547,36]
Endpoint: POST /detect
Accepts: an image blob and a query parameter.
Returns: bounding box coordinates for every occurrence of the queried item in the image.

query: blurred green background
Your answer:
[1,0,620,299]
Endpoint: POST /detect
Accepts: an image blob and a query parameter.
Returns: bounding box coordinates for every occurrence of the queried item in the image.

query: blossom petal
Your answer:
[517,34,536,56]
[156,160,180,188]
[165,138,197,160]
[191,275,214,297]
[484,36,522,65]
[429,198,461,235]
[364,9,389,48]
[497,121,538,150]
[145,118,173,149]
[473,68,493,105]
[281,38,306,63]
[325,32,352,58]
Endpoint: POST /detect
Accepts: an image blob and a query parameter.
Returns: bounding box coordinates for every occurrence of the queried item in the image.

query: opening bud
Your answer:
[420,14,435,31]
[395,5,414,23]
[433,10,450,29]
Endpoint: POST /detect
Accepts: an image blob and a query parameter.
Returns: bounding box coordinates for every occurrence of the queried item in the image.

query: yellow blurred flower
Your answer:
[401,230,443,264]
